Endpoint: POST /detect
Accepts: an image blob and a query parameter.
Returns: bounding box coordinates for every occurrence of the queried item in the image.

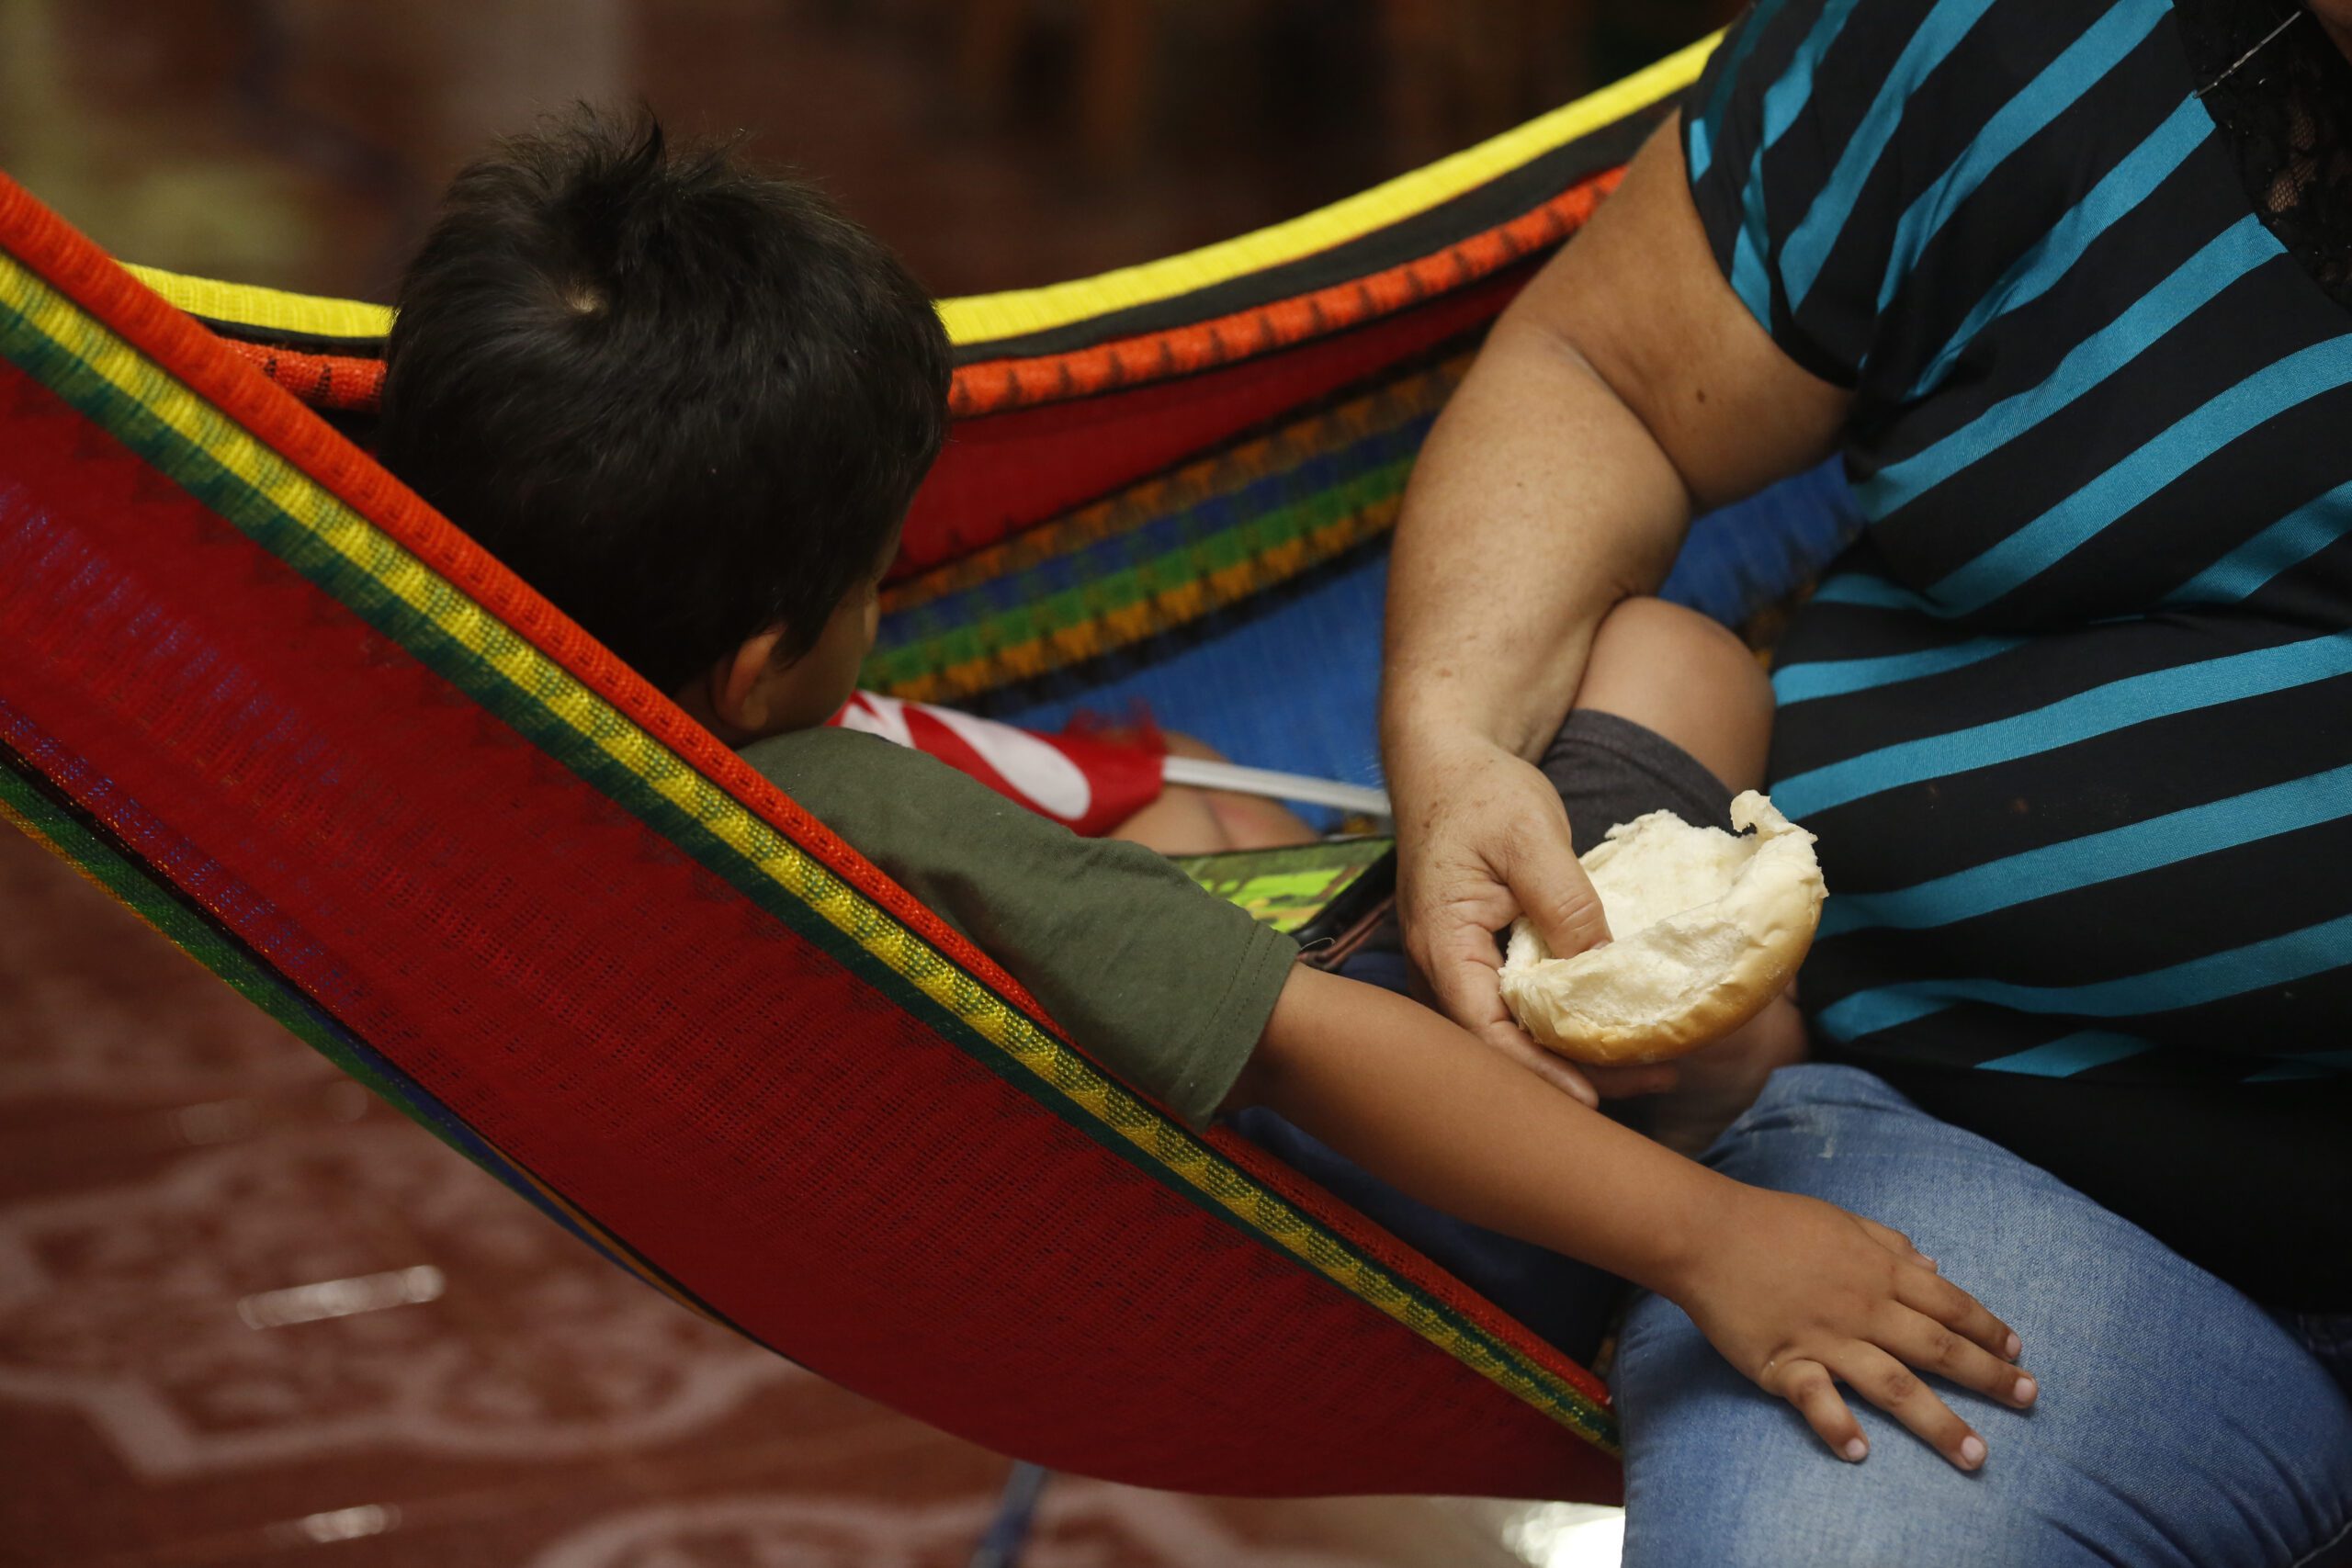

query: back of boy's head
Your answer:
[377,107,948,694]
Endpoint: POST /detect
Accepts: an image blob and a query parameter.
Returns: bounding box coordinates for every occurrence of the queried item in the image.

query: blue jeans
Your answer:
[1618,1066,2352,1568]
[1236,1021,2352,1562]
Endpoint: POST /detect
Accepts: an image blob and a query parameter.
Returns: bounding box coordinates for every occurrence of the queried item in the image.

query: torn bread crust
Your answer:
[1499,791,1826,1066]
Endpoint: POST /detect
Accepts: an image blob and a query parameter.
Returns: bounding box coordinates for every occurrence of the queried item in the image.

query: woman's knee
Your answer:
[1576,596,1774,793]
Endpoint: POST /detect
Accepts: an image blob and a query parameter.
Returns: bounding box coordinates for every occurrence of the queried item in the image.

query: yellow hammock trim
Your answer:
[121,32,1713,352]
[4,250,1619,1451]
[936,32,1708,344]
[124,262,393,342]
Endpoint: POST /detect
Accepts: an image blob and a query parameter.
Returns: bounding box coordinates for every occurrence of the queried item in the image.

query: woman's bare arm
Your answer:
[1381,114,1849,1087]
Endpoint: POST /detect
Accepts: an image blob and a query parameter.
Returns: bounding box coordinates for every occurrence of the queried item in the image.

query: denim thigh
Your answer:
[1616,1065,2352,1568]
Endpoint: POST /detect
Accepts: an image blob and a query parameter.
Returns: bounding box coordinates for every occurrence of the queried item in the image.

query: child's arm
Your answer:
[1231,965,2036,1471]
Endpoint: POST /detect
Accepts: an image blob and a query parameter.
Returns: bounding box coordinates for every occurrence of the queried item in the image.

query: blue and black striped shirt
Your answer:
[1687,0,2350,1302]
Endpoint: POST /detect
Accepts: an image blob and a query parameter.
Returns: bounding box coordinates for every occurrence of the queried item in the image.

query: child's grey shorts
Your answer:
[1538,708,1736,853]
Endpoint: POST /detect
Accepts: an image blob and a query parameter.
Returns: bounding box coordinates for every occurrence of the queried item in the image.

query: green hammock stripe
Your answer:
[865,351,1469,699]
[883,354,1466,617]
[0,269,1618,1450]
[865,455,1414,692]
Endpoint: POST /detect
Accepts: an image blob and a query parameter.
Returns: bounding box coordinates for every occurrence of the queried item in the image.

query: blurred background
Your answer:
[0,3,1731,1564]
[0,0,1730,301]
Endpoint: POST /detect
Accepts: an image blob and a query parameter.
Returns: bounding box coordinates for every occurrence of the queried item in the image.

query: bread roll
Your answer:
[1498,791,1825,1066]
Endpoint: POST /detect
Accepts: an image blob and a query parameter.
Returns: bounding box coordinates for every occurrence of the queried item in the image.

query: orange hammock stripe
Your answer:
[221,336,386,412]
[948,166,1621,419]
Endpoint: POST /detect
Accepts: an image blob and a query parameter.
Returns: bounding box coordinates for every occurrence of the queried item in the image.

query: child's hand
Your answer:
[1665,1185,2035,1471]
[1244,965,2033,1474]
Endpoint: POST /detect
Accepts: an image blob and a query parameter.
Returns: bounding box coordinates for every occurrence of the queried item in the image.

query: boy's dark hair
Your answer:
[377,107,949,693]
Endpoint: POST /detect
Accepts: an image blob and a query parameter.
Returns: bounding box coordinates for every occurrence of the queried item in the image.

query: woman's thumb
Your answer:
[1518,845,1612,959]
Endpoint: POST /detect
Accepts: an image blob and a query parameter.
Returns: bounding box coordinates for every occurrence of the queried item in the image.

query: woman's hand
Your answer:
[1386,726,1660,1104]
[1664,1184,2037,1469]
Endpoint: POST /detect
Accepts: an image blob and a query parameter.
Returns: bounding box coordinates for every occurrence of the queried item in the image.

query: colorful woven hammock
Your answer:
[0,35,1853,1501]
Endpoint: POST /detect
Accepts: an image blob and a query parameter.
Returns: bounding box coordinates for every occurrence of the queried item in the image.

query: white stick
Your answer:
[1159,756,1393,818]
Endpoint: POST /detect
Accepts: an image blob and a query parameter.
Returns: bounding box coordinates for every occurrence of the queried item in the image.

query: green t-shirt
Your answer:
[739,727,1298,1126]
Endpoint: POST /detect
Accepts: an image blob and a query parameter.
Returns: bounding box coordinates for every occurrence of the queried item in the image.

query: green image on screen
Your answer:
[1172,837,1394,934]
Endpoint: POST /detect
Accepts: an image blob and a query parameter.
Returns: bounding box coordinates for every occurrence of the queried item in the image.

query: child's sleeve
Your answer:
[741,727,1297,1127]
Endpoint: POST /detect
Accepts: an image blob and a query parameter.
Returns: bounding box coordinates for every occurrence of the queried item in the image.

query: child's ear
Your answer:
[711,626,790,733]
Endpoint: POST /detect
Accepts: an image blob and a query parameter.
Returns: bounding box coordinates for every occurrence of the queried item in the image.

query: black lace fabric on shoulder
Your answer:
[2175,0,2352,308]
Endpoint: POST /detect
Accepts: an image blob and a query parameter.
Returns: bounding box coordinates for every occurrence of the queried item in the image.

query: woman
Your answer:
[1379,0,2352,1560]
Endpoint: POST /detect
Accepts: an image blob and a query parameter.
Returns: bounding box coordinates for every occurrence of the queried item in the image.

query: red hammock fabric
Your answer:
[0,168,1622,1499]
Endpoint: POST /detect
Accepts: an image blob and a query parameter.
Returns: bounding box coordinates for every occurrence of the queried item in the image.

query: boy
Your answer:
[377,110,2033,1472]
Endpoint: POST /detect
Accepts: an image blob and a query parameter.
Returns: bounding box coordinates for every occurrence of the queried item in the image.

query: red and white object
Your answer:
[831,692,1391,837]
[831,692,1164,837]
